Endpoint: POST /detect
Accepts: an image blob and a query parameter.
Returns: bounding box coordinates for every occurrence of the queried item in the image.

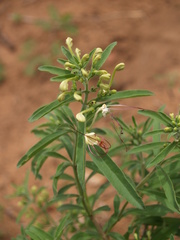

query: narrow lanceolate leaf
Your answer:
[75,122,86,190]
[50,74,75,82]
[54,215,72,240]
[144,129,165,137]
[25,226,53,240]
[29,97,74,122]
[97,89,153,102]
[17,130,69,168]
[156,166,180,213]
[128,142,166,154]
[139,110,173,126]
[61,46,75,63]
[95,42,117,70]
[38,65,71,75]
[147,142,177,168]
[89,146,144,209]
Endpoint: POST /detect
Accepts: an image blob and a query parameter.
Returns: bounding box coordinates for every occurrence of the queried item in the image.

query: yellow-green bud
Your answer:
[81,53,89,63]
[93,70,108,76]
[172,121,177,126]
[177,123,180,127]
[57,92,66,101]
[74,92,82,101]
[95,48,103,55]
[81,68,88,77]
[75,48,81,61]
[110,89,117,94]
[40,189,49,201]
[99,83,110,90]
[76,112,86,122]
[93,54,101,65]
[31,185,37,194]
[64,62,76,69]
[99,73,111,81]
[164,127,173,132]
[59,80,69,92]
[173,127,178,131]
[115,63,125,71]
[134,233,138,240]
[66,37,73,48]
[169,113,174,120]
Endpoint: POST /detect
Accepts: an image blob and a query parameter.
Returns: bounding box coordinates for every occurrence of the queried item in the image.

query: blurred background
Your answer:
[0,0,180,238]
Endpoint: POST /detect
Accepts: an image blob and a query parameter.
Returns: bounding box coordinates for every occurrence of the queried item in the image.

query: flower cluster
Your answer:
[57,37,125,124]
[164,113,180,142]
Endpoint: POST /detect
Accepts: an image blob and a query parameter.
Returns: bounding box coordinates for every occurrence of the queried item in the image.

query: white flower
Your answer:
[85,132,100,146]
[101,104,109,117]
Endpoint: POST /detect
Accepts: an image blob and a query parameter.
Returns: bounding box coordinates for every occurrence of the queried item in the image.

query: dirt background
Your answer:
[0,0,180,239]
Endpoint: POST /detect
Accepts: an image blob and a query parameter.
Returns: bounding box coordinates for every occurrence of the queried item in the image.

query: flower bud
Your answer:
[164,127,173,132]
[169,113,175,120]
[81,68,88,77]
[76,112,86,122]
[57,92,66,101]
[31,185,37,195]
[75,48,81,61]
[99,83,110,90]
[93,70,108,76]
[173,127,178,131]
[115,63,125,71]
[64,62,76,69]
[74,92,82,101]
[81,53,89,63]
[59,80,69,92]
[93,54,101,65]
[66,37,73,48]
[110,89,117,94]
[95,48,103,55]
[99,73,111,81]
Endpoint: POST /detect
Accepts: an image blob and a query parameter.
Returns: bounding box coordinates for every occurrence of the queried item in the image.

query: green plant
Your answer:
[16,38,180,239]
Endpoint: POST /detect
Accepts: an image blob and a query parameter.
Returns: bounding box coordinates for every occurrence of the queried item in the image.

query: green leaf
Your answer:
[54,215,71,239]
[25,226,53,240]
[71,232,97,240]
[147,142,177,168]
[156,166,180,213]
[57,58,66,65]
[75,122,86,190]
[108,232,125,240]
[170,234,175,240]
[89,146,144,209]
[97,89,153,102]
[128,142,166,154]
[17,130,69,168]
[61,46,75,63]
[94,205,111,213]
[50,74,74,82]
[113,195,121,215]
[57,183,75,195]
[58,204,83,212]
[38,65,71,75]
[53,162,71,195]
[144,129,165,137]
[139,110,173,126]
[60,135,74,160]
[95,42,117,69]
[29,97,74,122]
